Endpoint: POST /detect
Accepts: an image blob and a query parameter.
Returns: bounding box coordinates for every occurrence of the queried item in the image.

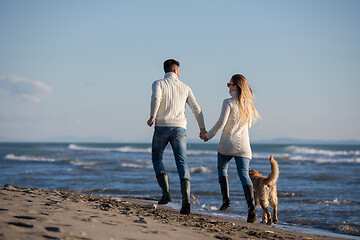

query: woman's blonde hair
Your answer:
[231,74,260,128]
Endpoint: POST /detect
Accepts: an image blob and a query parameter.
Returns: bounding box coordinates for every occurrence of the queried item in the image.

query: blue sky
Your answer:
[0,0,359,143]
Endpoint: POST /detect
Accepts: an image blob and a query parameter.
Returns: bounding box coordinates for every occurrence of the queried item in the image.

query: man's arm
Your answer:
[186,89,205,130]
[148,81,161,127]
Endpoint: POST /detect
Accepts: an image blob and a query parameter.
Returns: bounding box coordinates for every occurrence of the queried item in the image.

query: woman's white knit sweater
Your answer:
[205,91,252,159]
[150,72,205,130]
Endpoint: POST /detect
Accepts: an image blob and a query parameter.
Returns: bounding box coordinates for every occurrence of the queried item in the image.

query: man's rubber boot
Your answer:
[180,178,191,215]
[156,172,171,204]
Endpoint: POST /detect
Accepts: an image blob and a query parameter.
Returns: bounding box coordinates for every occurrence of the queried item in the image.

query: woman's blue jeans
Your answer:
[217,152,253,187]
[152,126,190,180]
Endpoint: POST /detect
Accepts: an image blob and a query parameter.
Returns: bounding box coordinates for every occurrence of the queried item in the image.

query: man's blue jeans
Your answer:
[217,152,253,187]
[152,126,190,180]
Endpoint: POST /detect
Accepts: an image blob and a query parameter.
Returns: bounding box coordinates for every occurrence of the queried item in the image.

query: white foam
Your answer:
[68,144,218,156]
[68,144,151,153]
[120,163,151,169]
[70,159,98,166]
[187,149,217,156]
[252,147,360,163]
[200,203,218,211]
[189,166,214,173]
[4,154,56,162]
[293,146,360,157]
[290,155,360,163]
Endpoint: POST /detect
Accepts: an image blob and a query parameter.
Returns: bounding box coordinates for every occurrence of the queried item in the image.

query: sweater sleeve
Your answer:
[150,81,162,117]
[206,99,231,140]
[186,88,205,129]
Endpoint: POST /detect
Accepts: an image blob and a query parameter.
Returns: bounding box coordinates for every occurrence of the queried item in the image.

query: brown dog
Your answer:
[249,154,279,225]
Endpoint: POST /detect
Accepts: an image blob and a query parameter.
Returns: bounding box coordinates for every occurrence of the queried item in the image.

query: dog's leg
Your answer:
[260,202,271,224]
[270,189,278,224]
[265,207,272,225]
[272,204,278,224]
[260,202,272,225]
[261,208,267,224]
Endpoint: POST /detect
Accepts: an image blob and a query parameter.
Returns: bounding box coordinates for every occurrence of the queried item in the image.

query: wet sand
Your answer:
[0,185,347,240]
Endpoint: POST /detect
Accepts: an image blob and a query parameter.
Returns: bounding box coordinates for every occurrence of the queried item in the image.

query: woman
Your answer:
[200,74,260,223]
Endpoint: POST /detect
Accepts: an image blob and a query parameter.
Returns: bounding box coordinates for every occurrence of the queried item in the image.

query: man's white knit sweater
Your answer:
[150,72,205,130]
[205,91,252,159]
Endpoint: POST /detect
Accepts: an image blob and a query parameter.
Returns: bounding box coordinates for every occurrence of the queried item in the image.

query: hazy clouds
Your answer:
[0,76,52,103]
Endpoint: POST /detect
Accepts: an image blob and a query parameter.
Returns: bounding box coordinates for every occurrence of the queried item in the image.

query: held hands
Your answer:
[148,118,209,142]
[199,128,209,142]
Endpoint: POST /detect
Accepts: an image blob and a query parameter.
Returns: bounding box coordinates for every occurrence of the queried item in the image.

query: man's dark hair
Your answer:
[163,59,180,73]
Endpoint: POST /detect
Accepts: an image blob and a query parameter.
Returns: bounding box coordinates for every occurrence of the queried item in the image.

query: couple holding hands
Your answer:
[147,59,260,223]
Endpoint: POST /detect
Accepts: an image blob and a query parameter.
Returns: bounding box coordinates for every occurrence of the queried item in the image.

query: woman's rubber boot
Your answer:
[243,185,258,223]
[219,176,230,210]
[180,178,191,215]
[156,172,171,205]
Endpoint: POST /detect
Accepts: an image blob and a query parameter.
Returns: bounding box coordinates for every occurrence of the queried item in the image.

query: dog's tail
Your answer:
[264,154,279,185]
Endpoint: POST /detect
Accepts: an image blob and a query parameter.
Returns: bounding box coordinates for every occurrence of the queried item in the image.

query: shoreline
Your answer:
[0,185,353,240]
[131,196,358,240]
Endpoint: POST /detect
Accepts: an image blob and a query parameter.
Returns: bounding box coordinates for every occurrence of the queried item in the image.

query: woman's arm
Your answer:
[205,99,231,140]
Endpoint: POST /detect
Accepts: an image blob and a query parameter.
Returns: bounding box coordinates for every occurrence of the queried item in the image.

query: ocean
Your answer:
[0,142,359,238]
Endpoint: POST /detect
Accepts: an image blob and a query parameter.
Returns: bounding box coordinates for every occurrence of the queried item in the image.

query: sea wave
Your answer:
[67,144,360,164]
[69,143,217,156]
[253,146,360,163]
[69,144,151,153]
[189,166,215,174]
[310,173,342,181]
[187,149,217,156]
[293,146,360,157]
[70,159,99,167]
[289,155,360,163]
[120,163,151,169]
[278,192,297,198]
[333,222,360,236]
[4,154,56,162]
[295,198,358,206]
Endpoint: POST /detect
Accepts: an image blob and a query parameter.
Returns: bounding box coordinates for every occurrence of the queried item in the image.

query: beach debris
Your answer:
[144,203,157,209]
[99,203,112,211]
[3,184,18,191]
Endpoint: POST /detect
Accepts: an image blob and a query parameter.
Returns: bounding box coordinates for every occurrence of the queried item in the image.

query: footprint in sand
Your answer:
[14,216,36,220]
[45,226,61,232]
[42,235,59,240]
[134,217,147,224]
[7,222,34,228]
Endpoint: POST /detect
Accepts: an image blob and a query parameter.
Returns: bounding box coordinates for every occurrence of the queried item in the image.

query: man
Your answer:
[147,59,206,215]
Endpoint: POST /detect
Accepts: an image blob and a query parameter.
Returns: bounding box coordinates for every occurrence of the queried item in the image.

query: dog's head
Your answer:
[249,170,262,179]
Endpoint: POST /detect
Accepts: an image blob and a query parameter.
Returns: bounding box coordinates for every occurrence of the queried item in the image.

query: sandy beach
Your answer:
[0,185,349,240]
